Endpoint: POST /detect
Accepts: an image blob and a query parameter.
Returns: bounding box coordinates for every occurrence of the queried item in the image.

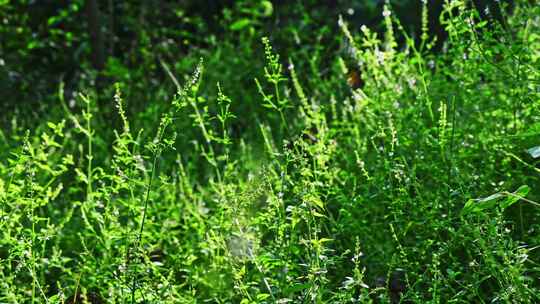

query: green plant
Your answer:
[1,1,539,303]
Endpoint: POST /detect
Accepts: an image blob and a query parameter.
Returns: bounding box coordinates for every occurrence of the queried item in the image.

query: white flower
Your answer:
[134,154,146,171]
[375,49,385,64]
[342,277,355,289]
[407,77,417,88]
[337,16,344,28]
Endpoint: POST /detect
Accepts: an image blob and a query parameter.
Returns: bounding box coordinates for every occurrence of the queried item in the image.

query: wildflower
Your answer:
[116,168,127,181]
[198,203,209,215]
[342,277,355,289]
[287,62,294,71]
[337,16,344,28]
[118,264,126,273]
[134,154,145,171]
[407,77,417,89]
[351,251,363,262]
[375,49,385,64]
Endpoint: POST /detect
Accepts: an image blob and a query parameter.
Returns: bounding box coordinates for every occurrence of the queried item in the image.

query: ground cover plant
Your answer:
[1,0,539,303]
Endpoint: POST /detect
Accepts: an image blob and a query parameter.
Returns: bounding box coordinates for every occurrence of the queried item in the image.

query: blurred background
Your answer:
[0,0,505,127]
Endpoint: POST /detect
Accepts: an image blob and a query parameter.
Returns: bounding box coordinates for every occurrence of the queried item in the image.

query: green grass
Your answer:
[1,1,539,303]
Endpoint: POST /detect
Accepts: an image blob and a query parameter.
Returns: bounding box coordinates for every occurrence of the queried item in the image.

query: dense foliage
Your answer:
[1,0,539,303]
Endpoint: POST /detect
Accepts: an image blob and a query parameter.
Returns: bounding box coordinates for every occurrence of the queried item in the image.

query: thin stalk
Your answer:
[130,139,161,303]
[85,95,93,204]
[26,265,49,304]
[503,192,540,208]
[515,55,524,237]
[189,99,222,183]
[447,95,457,216]
[31,206,35,304]
[273,81,289,134]
[395,20,434,122]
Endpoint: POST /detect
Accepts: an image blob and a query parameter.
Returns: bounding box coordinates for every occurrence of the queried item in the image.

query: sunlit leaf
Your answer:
[527,146,540,158]
[230,18,251,31]
[461,185,530,216]
[501,185,530,209]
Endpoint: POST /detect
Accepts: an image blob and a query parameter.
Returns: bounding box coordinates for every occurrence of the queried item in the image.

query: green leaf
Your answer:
[501,185,530,209]
[285,283,311,294]
[230,18,251,31]
[256,293,270,301]
[27,40,39,50]
[47,16,60,26]
[259,1,273,17]
[461,185,530,216]
[304,194,324,210]
[48,295,60,303]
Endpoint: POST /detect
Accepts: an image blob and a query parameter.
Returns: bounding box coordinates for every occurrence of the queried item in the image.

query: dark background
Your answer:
[0,0,509,124]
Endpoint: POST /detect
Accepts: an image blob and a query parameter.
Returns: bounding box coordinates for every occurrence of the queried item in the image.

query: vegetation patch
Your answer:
[0,1,539,303]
